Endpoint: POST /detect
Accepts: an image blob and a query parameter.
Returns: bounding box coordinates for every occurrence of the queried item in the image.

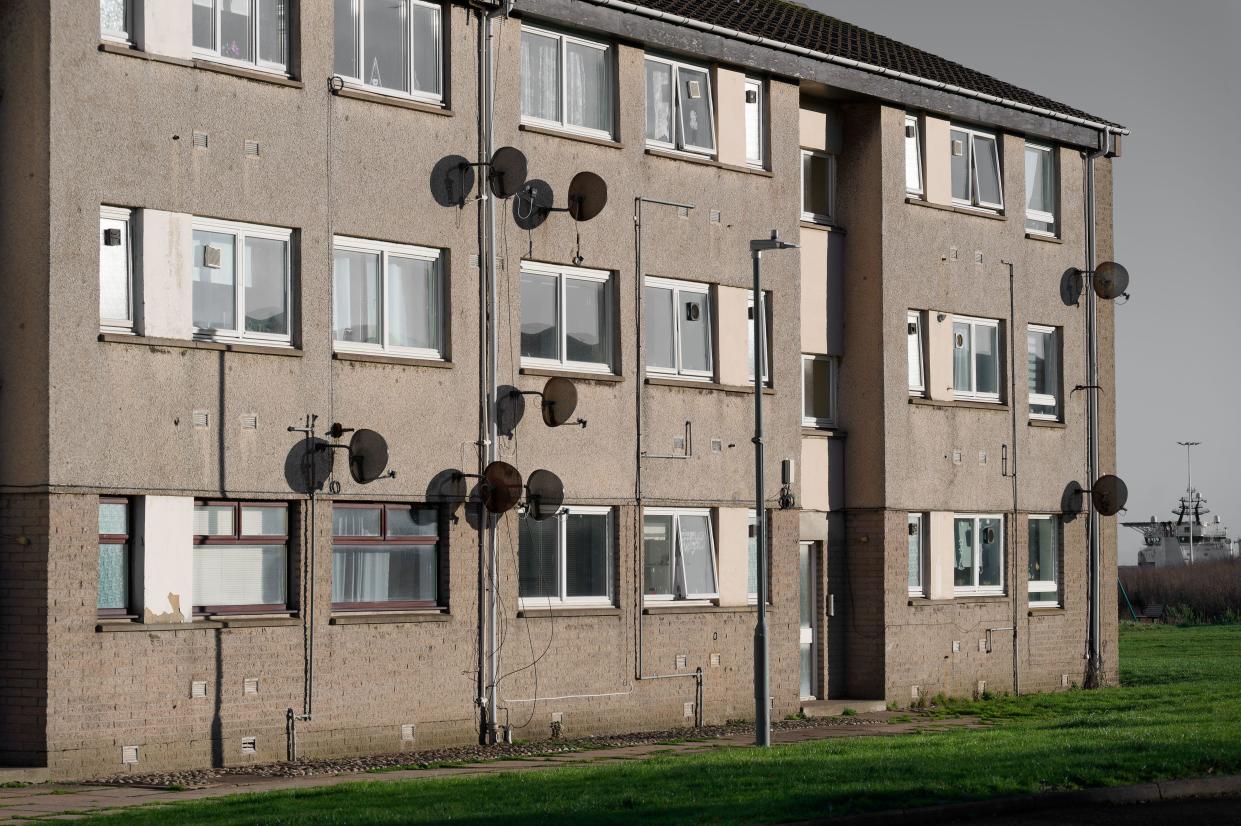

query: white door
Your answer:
[799,542,818,700]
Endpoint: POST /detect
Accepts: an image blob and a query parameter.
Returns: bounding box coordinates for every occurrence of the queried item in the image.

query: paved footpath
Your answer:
[0,715,976,823]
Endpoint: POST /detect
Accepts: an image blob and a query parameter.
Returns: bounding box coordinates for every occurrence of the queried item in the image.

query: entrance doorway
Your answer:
[799,541,819,700]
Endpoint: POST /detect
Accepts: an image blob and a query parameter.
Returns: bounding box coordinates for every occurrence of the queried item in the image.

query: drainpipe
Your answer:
[1000,260,1020,696]
[474,3,493,744]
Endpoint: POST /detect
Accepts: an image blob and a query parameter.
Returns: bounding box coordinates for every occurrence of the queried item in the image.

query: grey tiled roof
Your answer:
[622,0,1120,128]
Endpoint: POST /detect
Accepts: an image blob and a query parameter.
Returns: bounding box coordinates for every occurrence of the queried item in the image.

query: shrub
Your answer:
[1120,559,1241,625]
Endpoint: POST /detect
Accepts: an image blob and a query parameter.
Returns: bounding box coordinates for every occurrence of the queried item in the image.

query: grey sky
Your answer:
[805,0,1241,563]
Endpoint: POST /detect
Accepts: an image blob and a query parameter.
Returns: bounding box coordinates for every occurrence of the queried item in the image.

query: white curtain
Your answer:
[388,256,438,352]
[99,216,130,322]
[521,31,560,122]
[411,3,441,94]
[565,42,610,132]
[645,61,672,142]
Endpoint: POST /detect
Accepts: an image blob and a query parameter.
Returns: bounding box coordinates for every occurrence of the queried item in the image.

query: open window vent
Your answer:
[191,680,208,699]
[193,131,209,149]
[103,228,122,246]
[951,139,964,156]
[241,736,257,755]
[244,140,261,158]
[122,745,139,765]
[905,123,917,138]
[192,411,210,428]
[202,244,222,268]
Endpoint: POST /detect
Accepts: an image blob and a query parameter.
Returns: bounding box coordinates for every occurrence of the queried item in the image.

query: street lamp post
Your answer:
[750,230,798,748]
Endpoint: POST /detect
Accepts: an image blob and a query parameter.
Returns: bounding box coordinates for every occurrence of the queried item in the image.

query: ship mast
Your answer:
[1177,441,1201,564]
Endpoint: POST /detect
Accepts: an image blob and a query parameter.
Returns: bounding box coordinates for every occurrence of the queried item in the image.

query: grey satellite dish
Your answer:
[1059,268,1084,307]
[348,429,390,484]
[1061,481,1085,519]
[541,377,578,428]
[1092,261,1130,300]
[513,179,554,231]
[567,171,608,222]
[489,146,528,199]
[427,468,468,506]
[481,461,523,514]
[1092,474,1129,517]
[526,469,565,521]
[430,155,476,208]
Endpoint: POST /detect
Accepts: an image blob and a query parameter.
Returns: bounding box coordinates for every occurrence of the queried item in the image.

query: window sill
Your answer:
[909,397,1008,412]
[1025,232,1062,244]
[99,332,303,358]
[801,426,845,438]
[1028,606,1066,616]
[520,366,622,383]
[1028,418,1067,429]
[329,610,449,625]
[97,615,299,632]
[192,58,302,88]
[334,351,452,369]
[332,86,452,116]
[519,123,622,150]
[643,147,773,177]
[98,42,194,67]
[907,596,1008,606]
[642,603,760,615]
[905,197,1007,222]
[516,606,621,618]
[644,376,774,395]
[799,220,845,234]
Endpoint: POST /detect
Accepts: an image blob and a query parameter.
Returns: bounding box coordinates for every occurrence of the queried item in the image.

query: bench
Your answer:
[1139,603,1165,623]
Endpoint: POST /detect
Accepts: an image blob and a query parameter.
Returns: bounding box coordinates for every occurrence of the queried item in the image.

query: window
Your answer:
[801,149,835,223]
[192,218,292,344]
[98,499,131,616]
[520,261,614,372]
[100,206,134,333]
[905,114,923,195]
[1025,143,1057,235]
[745,78,764,167]
[520,26,613,138]
[954,515,1004,595]
[952,316,1001,402]
[193,502,288,613]
[1028,516,1060,606]
[907,311,925,395]
[193,0,290,73]
[907,513,926,597]
[644,277,712,379]
[332,504,440,609]
[950,125,1003,211]
[100,0,132,44]
[1027,325,1060,420]
[643,509,717,601]
[747,292,772,385]
[519,507,613,607]
[334,0,442,102]
[801,355,836,428]
[747,511,769,605]
[645,55,715,155]
[333,236,444,359]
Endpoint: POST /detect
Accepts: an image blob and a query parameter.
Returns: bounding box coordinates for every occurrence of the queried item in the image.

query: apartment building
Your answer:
[0,0,1124,779]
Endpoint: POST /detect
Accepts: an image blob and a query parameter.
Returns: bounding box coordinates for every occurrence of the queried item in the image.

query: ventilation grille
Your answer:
[192,410,210,428]
[244,140,261,158]
[241,736,257,755]
[191,680,208,699]
[709,209,721,224]
[122,745,139,765]
[675,654,687,670]
[193,131,209,149]
[468,254,479,269]
[243,677,259,695]
[683,702,695,718]
[400,723,416,742]
[709,652,721,667]
[677,206,690,218]
[240,414,258,430]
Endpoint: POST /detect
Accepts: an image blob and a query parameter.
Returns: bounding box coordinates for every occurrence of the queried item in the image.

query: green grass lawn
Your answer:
[78,624,1241,825]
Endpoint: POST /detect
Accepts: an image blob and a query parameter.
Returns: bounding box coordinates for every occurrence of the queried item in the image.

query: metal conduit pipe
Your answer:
[559,0,1129,139]
[474,3,492,744]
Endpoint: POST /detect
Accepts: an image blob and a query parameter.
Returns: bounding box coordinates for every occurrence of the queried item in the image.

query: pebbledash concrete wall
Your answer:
[0,0,1121,777]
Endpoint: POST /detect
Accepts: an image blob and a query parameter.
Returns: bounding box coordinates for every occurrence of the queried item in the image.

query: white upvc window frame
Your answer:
[747,509,767,605]
[100,0,133,45]
[519,260,614,374]
[644,276,714,381]
[99,205,135,334]
[800,148,836,224]
[905,114,924,196]
[335,0,444,105]
[192,0,290,75]
[1024,141,1058,236]
[744,77,765,168]
[642,507,718,603]
[951,124,1004,212]
[953,513,1005,596]
[952,314,1002,403]
[191,217,294,346]
[519,24,614,140]
[1027,514,1060,607]
[518,505,614,610]
[644,54,717,157]
[801,354,837,429]
[907,512,927,597]
[1027,323,1060,421]
[747,291,772,386]
[332,235,445,361]
[907,310,925,396]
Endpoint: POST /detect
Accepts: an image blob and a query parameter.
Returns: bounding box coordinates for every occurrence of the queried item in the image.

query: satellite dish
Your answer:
[1059,268,1084,307]
[427,468,468,505]
[526,469,565,521]
[481,461,523,514]
[1061,481,1085,519]
[567,171,608,222]
[513,179,554,231]
[430,155,476,208]
[348,429,390,484]
[1092,474,1129,517]
[1092,261,1130,300]
[541,377,578,428]
[489,146,529,199]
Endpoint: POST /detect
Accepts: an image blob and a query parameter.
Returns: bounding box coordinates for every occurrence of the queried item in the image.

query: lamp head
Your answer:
[750,230,799,253]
